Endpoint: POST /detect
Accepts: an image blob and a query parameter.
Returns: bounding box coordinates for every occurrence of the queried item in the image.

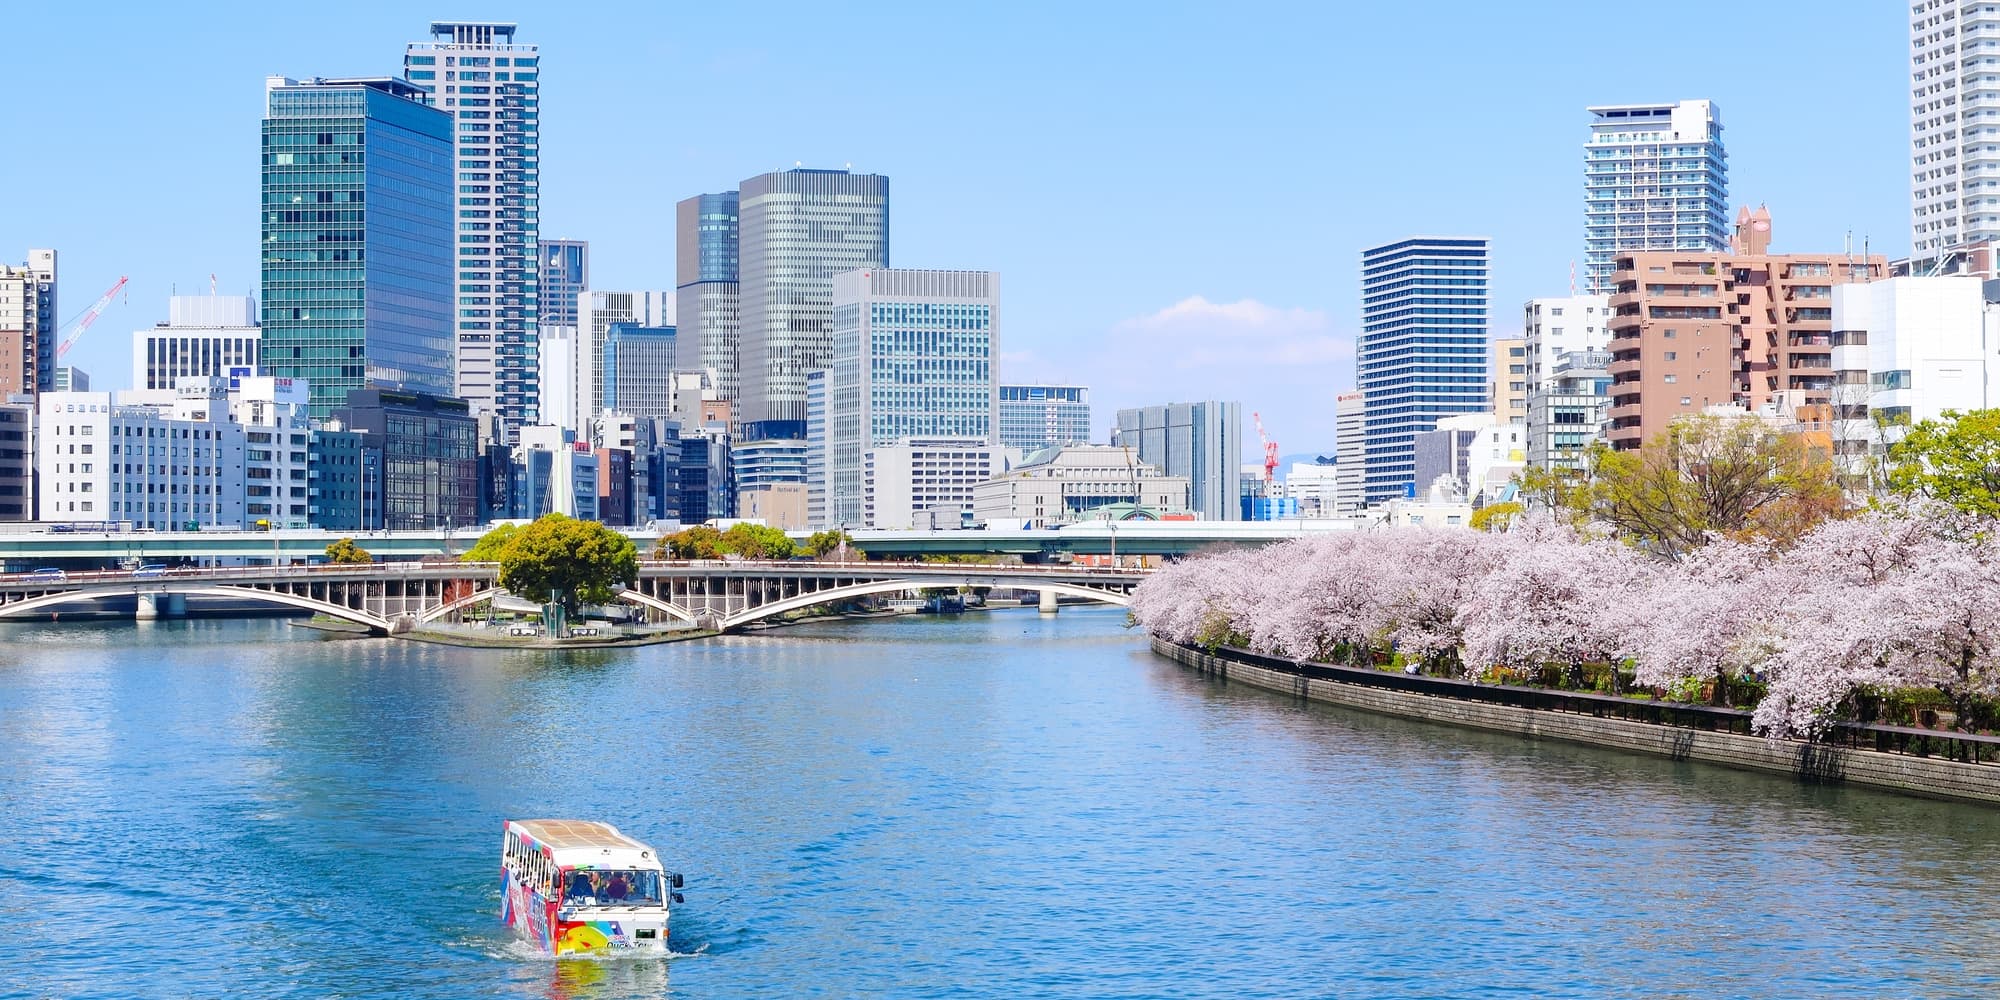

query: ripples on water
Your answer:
[2,610,2000,998]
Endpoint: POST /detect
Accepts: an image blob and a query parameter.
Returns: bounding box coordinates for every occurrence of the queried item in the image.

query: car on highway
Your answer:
[132,564,168,579]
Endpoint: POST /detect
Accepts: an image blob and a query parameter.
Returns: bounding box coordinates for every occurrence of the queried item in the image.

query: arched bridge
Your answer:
[0,561,1147,635]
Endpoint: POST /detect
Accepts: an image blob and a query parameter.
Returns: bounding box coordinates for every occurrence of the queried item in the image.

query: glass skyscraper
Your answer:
[260,76,455,419]
[675,191,741,404]
[1583,100,1727,295]
[1357,237,1490,506]
[998,384,1091,452]
[600,322,677,420]
[739,168,889,440]
[539,239,587,328]
[404,21,541,434]
[823,268,996,529]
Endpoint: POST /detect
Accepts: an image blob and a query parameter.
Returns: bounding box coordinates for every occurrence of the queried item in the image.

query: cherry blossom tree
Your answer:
[1459,517,1645,689]
[1625,537,1785,705]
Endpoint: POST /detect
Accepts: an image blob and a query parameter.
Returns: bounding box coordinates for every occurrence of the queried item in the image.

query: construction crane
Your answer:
[1252,411,1279,483]
[55,275,130,360]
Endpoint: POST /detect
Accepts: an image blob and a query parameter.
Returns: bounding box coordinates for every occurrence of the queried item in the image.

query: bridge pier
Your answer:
[1039,588,1059,615]
[134,593,185,620]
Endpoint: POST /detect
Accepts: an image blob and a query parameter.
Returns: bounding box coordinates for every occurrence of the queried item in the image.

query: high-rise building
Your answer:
[576,291,671,432]
[824,268,998,530]
[539,240,587,328]
[738,168,889,440]
[1112,401,1243,521]
[863,438,1000,529]
[676,192,741,405]
[333,388,479,530]
[1912,3,2000,267]
[1488,338,1526,424]
[404,22,541,431]
[1584,101,1727,295]
[261,76,454,420]
[53,367,88,392]
[1333,391,1365,514]
[600,323,678,420]
[0,249,56,397]
[1357,237,1490,505]
[133,295,261,391]
[1522,294,1610,392]
[1830,276,2000,462]
[998,384,1091,452]
[1604,209,1885,449]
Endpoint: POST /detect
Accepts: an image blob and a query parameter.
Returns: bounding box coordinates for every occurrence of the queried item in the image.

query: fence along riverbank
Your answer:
[1154,637,2000,806]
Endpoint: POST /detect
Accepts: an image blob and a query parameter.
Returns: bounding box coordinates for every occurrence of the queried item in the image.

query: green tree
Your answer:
[323,538,373,564]
[1886,408,2000,519]
[1538,416,1845,558]
[804,529,861,558]
[1468,501,1524,533]
[498,513,639,615]
[657,524,724,559]
[461,522,519,562]
[719,522,795,560]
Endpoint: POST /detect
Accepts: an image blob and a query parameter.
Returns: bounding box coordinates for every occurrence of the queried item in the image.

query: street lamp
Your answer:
[1108,519,1118,569]
[835,486,848,563]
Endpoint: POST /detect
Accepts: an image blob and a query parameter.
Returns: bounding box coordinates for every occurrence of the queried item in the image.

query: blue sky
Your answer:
[2,1,1906,452]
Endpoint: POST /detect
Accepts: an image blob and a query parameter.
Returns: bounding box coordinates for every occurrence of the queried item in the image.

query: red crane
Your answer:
[1252,411,1279,483]
[55,275,130,360]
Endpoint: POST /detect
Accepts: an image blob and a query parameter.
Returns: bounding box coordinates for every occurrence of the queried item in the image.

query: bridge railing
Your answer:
[0,558,1151,588]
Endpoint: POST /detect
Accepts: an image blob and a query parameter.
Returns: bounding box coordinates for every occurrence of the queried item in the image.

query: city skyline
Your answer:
[2,2,1908,448]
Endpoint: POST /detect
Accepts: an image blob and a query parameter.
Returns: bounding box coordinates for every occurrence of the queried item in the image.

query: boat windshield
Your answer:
[562,869,664,907]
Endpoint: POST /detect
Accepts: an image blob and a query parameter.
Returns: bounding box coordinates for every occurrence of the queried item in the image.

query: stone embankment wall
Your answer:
[1152,637,2000,806]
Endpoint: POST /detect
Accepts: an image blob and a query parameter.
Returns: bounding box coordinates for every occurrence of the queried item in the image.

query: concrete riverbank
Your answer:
[1154,636,2000,806]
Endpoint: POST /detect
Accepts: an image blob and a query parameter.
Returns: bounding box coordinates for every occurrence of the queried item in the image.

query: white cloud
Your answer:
[1110,296,1352,368]
[1058,296,1355,451]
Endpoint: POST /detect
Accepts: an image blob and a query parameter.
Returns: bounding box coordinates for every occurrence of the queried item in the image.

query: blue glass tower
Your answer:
[675,191,741,404]
[1357,237,1489,505]
[260,76,455,419]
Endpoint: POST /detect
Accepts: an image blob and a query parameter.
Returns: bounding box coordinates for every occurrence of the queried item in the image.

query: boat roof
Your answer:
[508,819,651,854]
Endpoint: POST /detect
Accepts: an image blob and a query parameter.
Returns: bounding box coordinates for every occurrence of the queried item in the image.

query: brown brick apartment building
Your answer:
[1605,207,1884,449]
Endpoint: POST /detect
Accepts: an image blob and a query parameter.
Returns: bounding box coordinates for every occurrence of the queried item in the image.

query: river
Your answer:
[3,609,2000,998]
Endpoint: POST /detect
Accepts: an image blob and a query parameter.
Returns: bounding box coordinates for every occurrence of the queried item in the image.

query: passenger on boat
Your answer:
[604,873,631,900]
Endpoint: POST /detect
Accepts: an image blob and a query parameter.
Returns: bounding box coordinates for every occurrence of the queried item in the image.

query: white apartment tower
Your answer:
[1912,2,2000,268]
[1521,294,1611,391]
[404,22,541,434]
[1583,101,1728,294]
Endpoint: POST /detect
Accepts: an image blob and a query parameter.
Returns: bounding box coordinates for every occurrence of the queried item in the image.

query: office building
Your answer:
[998,384,1091,452]
[536,325,578,433]
[513,426,599,521]
[1112,400,1243,520]
[0,249,56,397]
[1277,461,1340,518]
[863,438,1000,529]
[1357,237,1489,505]
[1522,294,1610,391]
[676,191,741,404]
[40,389,245,528]
[1584,100,1728,294]
[1913,3,2000,268]
[0,400,33,521]
[333,388,479,530]
[261,76,454,419]
[1413,413,1524,503]
[677,426,731,524]
[826,269,998,530]
[738,168,889,439]
[738,483,808,530]
[806,368,832,526]
[1489,339,1526,424]
[733,437,808,493]
[576,291,671,431]
[309,425,379,531]
[1828,276,2000,459]
[1605,209,1885,449]
[404,21,542,430]
[601,322,678,420]
[1526,349,1612,470]
[133,294,261,391]
[972,444,1189,528]
[53,367,88,392]
[1334,391,1364,513]
[539,240,587,328]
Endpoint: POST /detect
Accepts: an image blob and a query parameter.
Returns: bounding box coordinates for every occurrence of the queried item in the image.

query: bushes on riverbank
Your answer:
[1130,506,2000,740]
